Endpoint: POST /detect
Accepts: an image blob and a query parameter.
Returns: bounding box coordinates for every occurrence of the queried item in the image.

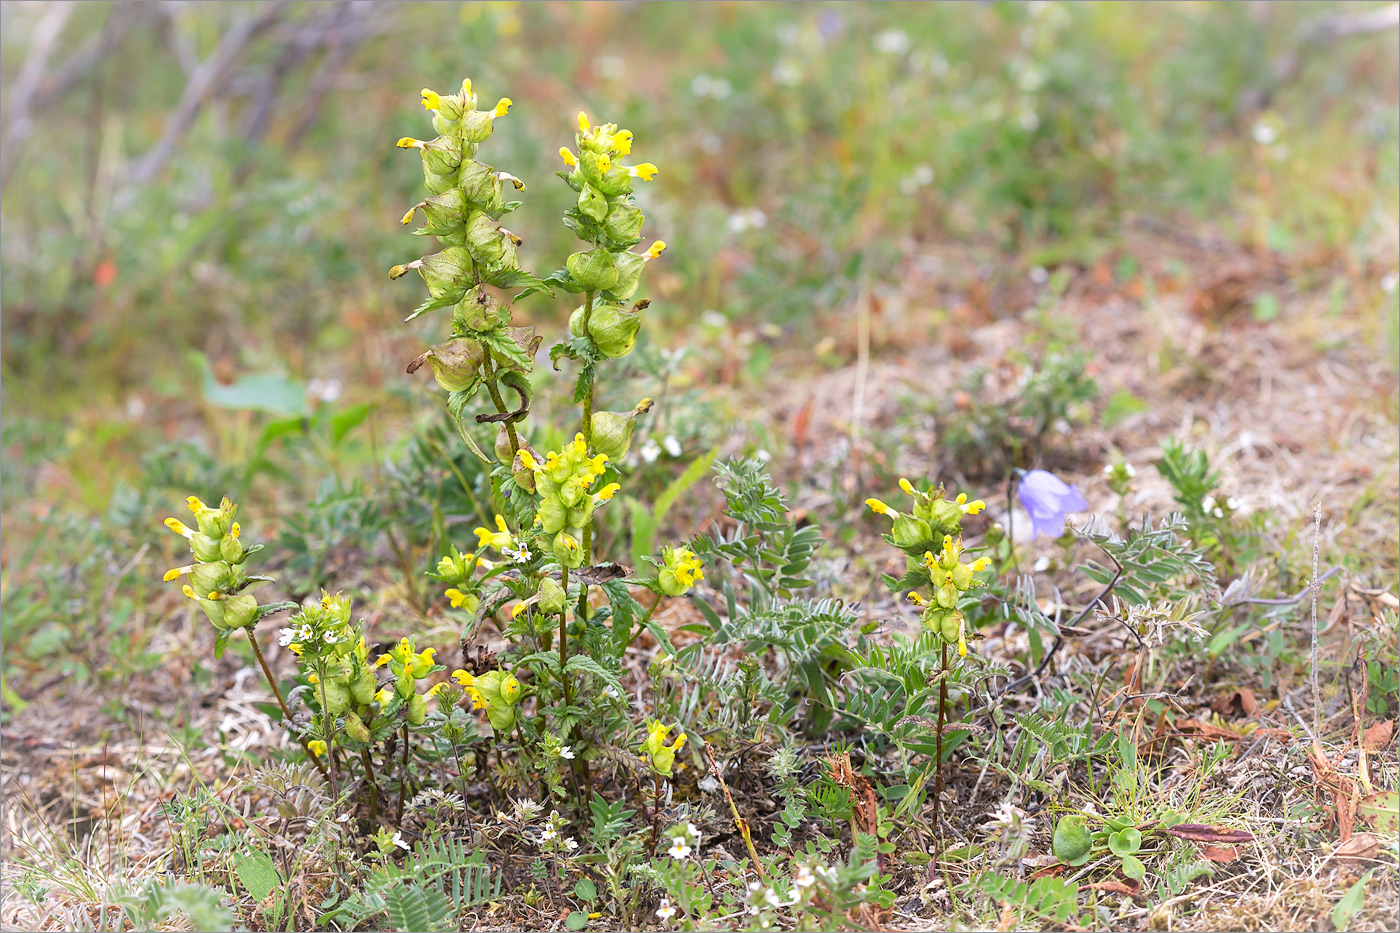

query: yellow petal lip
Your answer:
[899,478,915,495]
[559,147,577,167]
[401,207,417,226]
[493,97,512,117]
[629,162,658,180]
[397,136,420,149]
[421,89,441,111]
[578,110,590,132]
[864,498,891,515]
[163,568,183,582]
[645,240,667,258]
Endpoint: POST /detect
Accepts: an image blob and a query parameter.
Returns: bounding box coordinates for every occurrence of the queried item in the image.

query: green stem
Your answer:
[396,723,411,827]
[482,357,521,456]
[932,644,948,867]
[558,566,572,709]
[315,670,341,810]
[245,630,330,781]
[361,748,381,822]
[580,289,596,560]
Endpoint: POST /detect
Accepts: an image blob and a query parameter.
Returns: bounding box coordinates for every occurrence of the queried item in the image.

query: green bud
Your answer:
[566,248,619,292]
[189,561,235,596]
[465,211,518,271]
[423,162,458,196]
[485,703,516,732]
[406,694,427,726]
[949,562,973,591]
[411,188,467,237]
[344,711,371,743]
[451,290,508,332]
[603,251,645,301]
[322,678,352,716]
[553,531,584,568]
[350,667,377,706]
[537,495,567,534]
[585,302,641,358]
[602,203,644,247]
[406,338,485,393]
[460,109,496,144]
[459,160,504,214]
[590,399,652,460]
[218,534,247,565]
[194,595,228,631]
[395,670,416,699]
[890,515,933,550]
[220,593,259,630]
[928,498,963,536]
[418,135,463,176]
[578,184,608,221]
[190,532,224,563]
[538,577,565,615]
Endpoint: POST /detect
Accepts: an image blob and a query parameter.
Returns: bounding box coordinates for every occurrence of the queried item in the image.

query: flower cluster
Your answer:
[640,719,687,777]
[451,668,522,732]
[908,536,991,657]
[663,820,702,860]
[284,595,382,741]
[657,545,704,597]
[865,478,984,557]
[515,434,621,568]
[556,111,666,358]
[163,496,262,632]
[432,544,485,613]
[375,636,448,727]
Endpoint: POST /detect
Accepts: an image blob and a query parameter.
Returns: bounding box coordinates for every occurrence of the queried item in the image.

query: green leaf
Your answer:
[235,851,280,902]
[1119,853,1145,881]
[1252,291,1279,322]
[330,404,373,446]
[213,630,230,659]
[1332,868,1374,933]
[565,910,588,931]
[1053,815,1093,867]
[191,352,307,416]
[573,878,597,902]
[1108,827,1142,857]
[1101,389,1148,428]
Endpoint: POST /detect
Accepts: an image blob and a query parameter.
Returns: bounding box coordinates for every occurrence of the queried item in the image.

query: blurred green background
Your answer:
[2,1,1396,703]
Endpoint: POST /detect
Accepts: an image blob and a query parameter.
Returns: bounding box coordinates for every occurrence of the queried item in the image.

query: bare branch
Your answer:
[0,4,74,178]
[125,1,289,186]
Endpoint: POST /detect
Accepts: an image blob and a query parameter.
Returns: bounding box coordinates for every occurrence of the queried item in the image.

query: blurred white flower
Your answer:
[1029,265,1050,285]
[1382,272,1398,294]
[772,61,802,86]
[794,865,816,888]
[594,54,625,80]
[874,28,910,55]
[662,435,682,458]
[640,438,661,463]
[1252,120,1279,146]
[727,207,769,233]
[391,831,410,850]
[308,377,342,403]
[668,837,692,860]
[656,898,676,920]
[900,163,936,195]
[691,74,732,99]
[559,745,575,760]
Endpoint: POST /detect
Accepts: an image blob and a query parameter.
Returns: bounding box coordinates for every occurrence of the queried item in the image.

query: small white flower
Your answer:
[278,628,296,647]
[794,865,815,888]
[747,882,763,893]
[1201,495,1216,513]
[764,887,783,908]
[816,865,838,884]
[656,898,676,920]
[593,54,625,80]
[873,27,910,55]
[559,745,576,760]
[685,821,701,842]
[1033,555,1051,573]
[1226,497,1240,511]
[1252,120,1279,146]
[336,812,351,823]
[323,630,338,644]
[668,837,692,860]
[640,438,662,463]
[772,61,802,86]
[564,836,578,851]
[1382,272,1398,295]
[540,825,557,843]
[754,448,772,463]
[308,377,343,403]
[391,831,410,851]
[603,685,619,698]
[662,435,682,458]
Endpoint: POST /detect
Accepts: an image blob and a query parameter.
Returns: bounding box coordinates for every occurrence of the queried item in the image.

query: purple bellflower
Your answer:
[1018,469,1089,538]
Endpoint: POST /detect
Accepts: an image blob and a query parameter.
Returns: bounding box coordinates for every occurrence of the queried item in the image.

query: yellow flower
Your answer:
[401,206,418,226]
[374,687,391,705]
[474,514,514,551]
[421,88,442,111]
[445,588,471,608]
[559,147,577,167]
[307,672,319,685]
[970,556,991,573]
[865,498,895,517]
[493,97,512,117]
[578,111,590,132]
[512,602,528,619]
[164,517,195,539]
[595,482,621,501]
[308,740,327,757]
[899,477,916,495]
[628,162,658,180]
[597,153,612,174]
[230,522,240,539]
[907,592,927,607]
[425,682,449,698]
[956,493,986,515]
[163,565,192,582]
[613,129,633,155]
[397,136,421,149]
[645,240,667,259]
[452,669,475,687]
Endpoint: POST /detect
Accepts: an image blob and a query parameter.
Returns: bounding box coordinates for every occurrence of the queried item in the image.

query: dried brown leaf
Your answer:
[1361,720,1394,753]
[1166,823,1255,845]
